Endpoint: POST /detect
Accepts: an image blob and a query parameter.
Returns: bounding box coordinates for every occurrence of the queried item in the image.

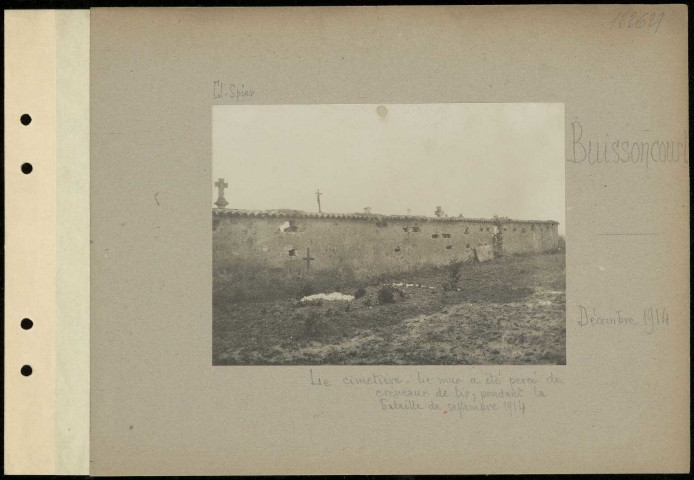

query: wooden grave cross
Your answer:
[315,189,323,213]
[303,247,315,272]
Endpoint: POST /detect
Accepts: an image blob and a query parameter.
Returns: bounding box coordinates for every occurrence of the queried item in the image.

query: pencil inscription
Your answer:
[578,306,635,327]
[213,80,255,102]
[577,305,670,334]
[643,306,669,334]
[568,121,688,168]
[308,368,565,418]
[610,10,665,34]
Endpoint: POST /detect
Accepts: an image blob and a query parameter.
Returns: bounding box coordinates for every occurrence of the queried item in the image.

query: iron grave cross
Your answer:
[315,189,323,213]
[214,178,229,208]
[303,247,315,272]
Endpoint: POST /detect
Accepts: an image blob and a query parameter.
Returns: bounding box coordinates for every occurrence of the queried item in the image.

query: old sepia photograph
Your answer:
[212,103,565,365]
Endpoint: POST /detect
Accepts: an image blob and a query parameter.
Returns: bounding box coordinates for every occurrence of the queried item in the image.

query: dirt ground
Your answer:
[213,251,566,365]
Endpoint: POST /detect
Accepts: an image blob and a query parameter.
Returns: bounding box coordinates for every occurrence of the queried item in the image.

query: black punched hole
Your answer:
[21,318,33,330]
[20,114,32,125]
[21,365,33,377]
[21,163,33,174]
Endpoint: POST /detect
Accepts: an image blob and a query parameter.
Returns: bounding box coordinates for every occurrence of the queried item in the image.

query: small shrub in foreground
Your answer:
[354,287,367,299]
[377,286,396,304]
[297,282,315,299]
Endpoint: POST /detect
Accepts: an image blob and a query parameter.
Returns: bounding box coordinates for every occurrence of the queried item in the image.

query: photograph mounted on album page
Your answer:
[3,5,689,476]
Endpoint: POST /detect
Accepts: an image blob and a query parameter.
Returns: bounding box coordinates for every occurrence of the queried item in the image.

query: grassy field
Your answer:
[213,251,566,365]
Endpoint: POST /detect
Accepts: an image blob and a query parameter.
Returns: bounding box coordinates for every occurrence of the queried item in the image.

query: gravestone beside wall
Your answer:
[474,244,495,263]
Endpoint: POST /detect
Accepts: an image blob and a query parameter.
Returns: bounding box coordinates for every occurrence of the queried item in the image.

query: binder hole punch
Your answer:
[20,113,32,125]
[21,318,33,330]
[21,163,33,174]
[20,365,33,377]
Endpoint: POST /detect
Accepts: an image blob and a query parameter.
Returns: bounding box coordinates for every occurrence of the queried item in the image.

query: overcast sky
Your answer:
[213,103,564,234]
